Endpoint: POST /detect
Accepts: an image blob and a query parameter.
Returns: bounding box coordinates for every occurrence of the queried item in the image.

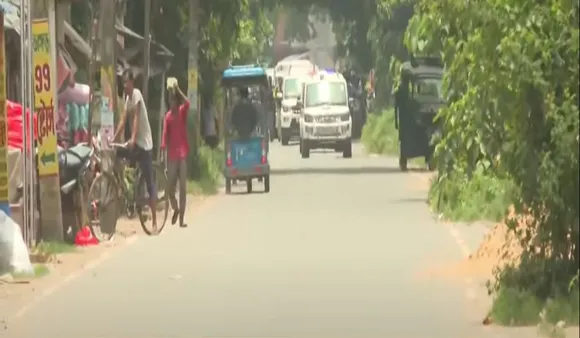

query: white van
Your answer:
[298,71,352,158]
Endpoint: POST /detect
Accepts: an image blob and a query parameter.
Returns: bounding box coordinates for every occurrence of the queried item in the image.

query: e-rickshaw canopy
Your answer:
[221,65,269,87]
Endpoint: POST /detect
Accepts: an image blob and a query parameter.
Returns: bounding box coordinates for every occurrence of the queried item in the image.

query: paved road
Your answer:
[5,142,559,337]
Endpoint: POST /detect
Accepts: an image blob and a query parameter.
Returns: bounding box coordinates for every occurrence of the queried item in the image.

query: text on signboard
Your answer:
[35,99,55,145]
[35,63,51,93]
[0,121,5,147]
[33,33,50,54]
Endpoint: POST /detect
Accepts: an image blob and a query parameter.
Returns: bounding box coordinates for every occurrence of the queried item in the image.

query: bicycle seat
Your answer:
[59,144,93,169]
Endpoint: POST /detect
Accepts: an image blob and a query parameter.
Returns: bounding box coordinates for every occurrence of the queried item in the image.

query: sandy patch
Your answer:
[425,207,528,282]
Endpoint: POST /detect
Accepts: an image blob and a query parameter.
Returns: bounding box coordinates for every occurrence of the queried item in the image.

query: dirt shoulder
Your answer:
[0,194,213,329]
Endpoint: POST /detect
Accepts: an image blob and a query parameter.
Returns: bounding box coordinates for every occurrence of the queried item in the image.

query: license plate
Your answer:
[316,126,337,135]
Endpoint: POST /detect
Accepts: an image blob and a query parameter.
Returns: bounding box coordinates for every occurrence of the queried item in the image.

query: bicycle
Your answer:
[88,142,169,239]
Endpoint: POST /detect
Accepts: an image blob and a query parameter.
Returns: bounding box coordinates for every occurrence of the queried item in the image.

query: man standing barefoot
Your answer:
[161,79,189,228]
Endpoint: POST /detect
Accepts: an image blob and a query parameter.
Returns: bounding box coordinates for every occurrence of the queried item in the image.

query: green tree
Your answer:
[406,0,579,321]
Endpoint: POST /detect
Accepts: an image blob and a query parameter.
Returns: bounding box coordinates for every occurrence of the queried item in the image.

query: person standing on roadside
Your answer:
[113,71,159,233]
[161,80,189,228]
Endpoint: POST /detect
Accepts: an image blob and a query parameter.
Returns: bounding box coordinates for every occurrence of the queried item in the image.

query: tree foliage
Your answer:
[407,0,579,307]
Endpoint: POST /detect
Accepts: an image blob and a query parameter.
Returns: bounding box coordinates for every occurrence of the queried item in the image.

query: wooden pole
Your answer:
[32,0,64,242]
[98,0,116,147]
[187,0,200,178]
[87,4,98,145]
[157,71,165,161]
[142,0,151,105]
[0,11,9,218]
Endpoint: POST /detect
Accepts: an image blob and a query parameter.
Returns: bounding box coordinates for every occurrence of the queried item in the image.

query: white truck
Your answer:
[298,71,352,158]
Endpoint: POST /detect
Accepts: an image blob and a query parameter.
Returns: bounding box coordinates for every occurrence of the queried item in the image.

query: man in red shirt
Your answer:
[161,81,190,228]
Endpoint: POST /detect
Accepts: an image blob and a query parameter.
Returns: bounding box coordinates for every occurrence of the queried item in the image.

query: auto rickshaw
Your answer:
[221,65,271,194]
[394,56,444,171]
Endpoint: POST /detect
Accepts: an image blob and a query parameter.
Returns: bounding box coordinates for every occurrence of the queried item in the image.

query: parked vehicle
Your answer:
[298,70,352,158]
[221,64,271,194]
[272,59,318,143]
[394,56,444,171]
[57,143,94,242]
[277,75,306,145]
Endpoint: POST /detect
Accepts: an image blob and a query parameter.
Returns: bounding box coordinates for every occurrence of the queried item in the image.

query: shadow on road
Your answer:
[390,197,428,204]
[227,190,268,195]
[271,167,430,176]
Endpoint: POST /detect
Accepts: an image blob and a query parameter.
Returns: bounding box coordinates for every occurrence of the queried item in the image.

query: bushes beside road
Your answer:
[405,0,579,327]
[361,109,399,156]
[187,146,224,195]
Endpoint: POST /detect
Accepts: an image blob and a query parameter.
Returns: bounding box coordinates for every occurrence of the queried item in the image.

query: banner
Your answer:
[0,13,9,214]
[32,19,59,177]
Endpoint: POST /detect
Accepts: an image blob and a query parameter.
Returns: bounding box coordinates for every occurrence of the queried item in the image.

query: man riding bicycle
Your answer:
[113,70,159,233]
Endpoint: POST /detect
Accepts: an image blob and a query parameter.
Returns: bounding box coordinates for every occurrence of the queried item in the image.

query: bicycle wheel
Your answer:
[135,163,169,235]
[87,171,120,241]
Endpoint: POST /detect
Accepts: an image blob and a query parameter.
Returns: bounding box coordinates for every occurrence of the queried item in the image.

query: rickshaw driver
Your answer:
[231,87,259,139]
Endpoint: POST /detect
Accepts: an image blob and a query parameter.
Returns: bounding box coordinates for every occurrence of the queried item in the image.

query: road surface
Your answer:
[5,142,555,337]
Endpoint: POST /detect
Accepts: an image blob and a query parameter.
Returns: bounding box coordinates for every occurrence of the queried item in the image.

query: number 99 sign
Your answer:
[35,63,51,93]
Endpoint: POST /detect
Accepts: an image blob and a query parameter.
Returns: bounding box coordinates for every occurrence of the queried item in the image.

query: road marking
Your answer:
[411,172,480,305]
[13,236,139,320]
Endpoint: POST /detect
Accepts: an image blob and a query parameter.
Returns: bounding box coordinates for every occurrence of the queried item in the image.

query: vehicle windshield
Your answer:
[414,78,443,101]
[283,78,301,99]
[304,81,347,107]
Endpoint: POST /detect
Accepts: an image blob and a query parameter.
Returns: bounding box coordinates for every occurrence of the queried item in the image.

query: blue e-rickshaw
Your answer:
[221,65,271,194]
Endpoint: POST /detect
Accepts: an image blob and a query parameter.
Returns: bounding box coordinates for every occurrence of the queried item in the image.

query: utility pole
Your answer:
[187,0,200,178]
[98,0,116,145]
[97,0,117,236]
[142,0,151,105]
[32,0,64,242]
[0,8,9,219]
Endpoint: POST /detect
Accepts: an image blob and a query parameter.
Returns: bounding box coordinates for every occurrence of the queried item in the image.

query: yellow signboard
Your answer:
[0,14,9,208]
[32,19,59,176]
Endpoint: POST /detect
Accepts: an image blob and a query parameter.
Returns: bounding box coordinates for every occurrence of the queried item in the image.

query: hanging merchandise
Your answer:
[7,100,38,150]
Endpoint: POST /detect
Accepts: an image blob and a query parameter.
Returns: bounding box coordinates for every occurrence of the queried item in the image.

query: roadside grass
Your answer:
[361,109,425,167]
[428,168,515,222]
[187,145,224,195]
[34,241,77,255]
[361,109,399,156]
[11,264,50,280]
[7,263,50,284]
[489,286,579,336]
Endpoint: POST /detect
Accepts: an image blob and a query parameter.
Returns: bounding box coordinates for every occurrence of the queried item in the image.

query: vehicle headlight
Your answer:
[304,114,314,123]
[282,106,290,112]
[340,113,350,121]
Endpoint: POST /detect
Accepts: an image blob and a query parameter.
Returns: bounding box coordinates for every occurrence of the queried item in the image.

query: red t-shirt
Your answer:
[161,100,190,161]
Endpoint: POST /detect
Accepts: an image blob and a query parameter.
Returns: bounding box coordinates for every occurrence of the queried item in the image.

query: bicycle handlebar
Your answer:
[109,142,129,148]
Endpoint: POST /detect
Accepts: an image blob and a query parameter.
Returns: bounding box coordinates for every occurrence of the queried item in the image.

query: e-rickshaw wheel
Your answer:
[246,179,253,193]
[264,175,270,193]
[399,156,408,171]
[225,179,232,194]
